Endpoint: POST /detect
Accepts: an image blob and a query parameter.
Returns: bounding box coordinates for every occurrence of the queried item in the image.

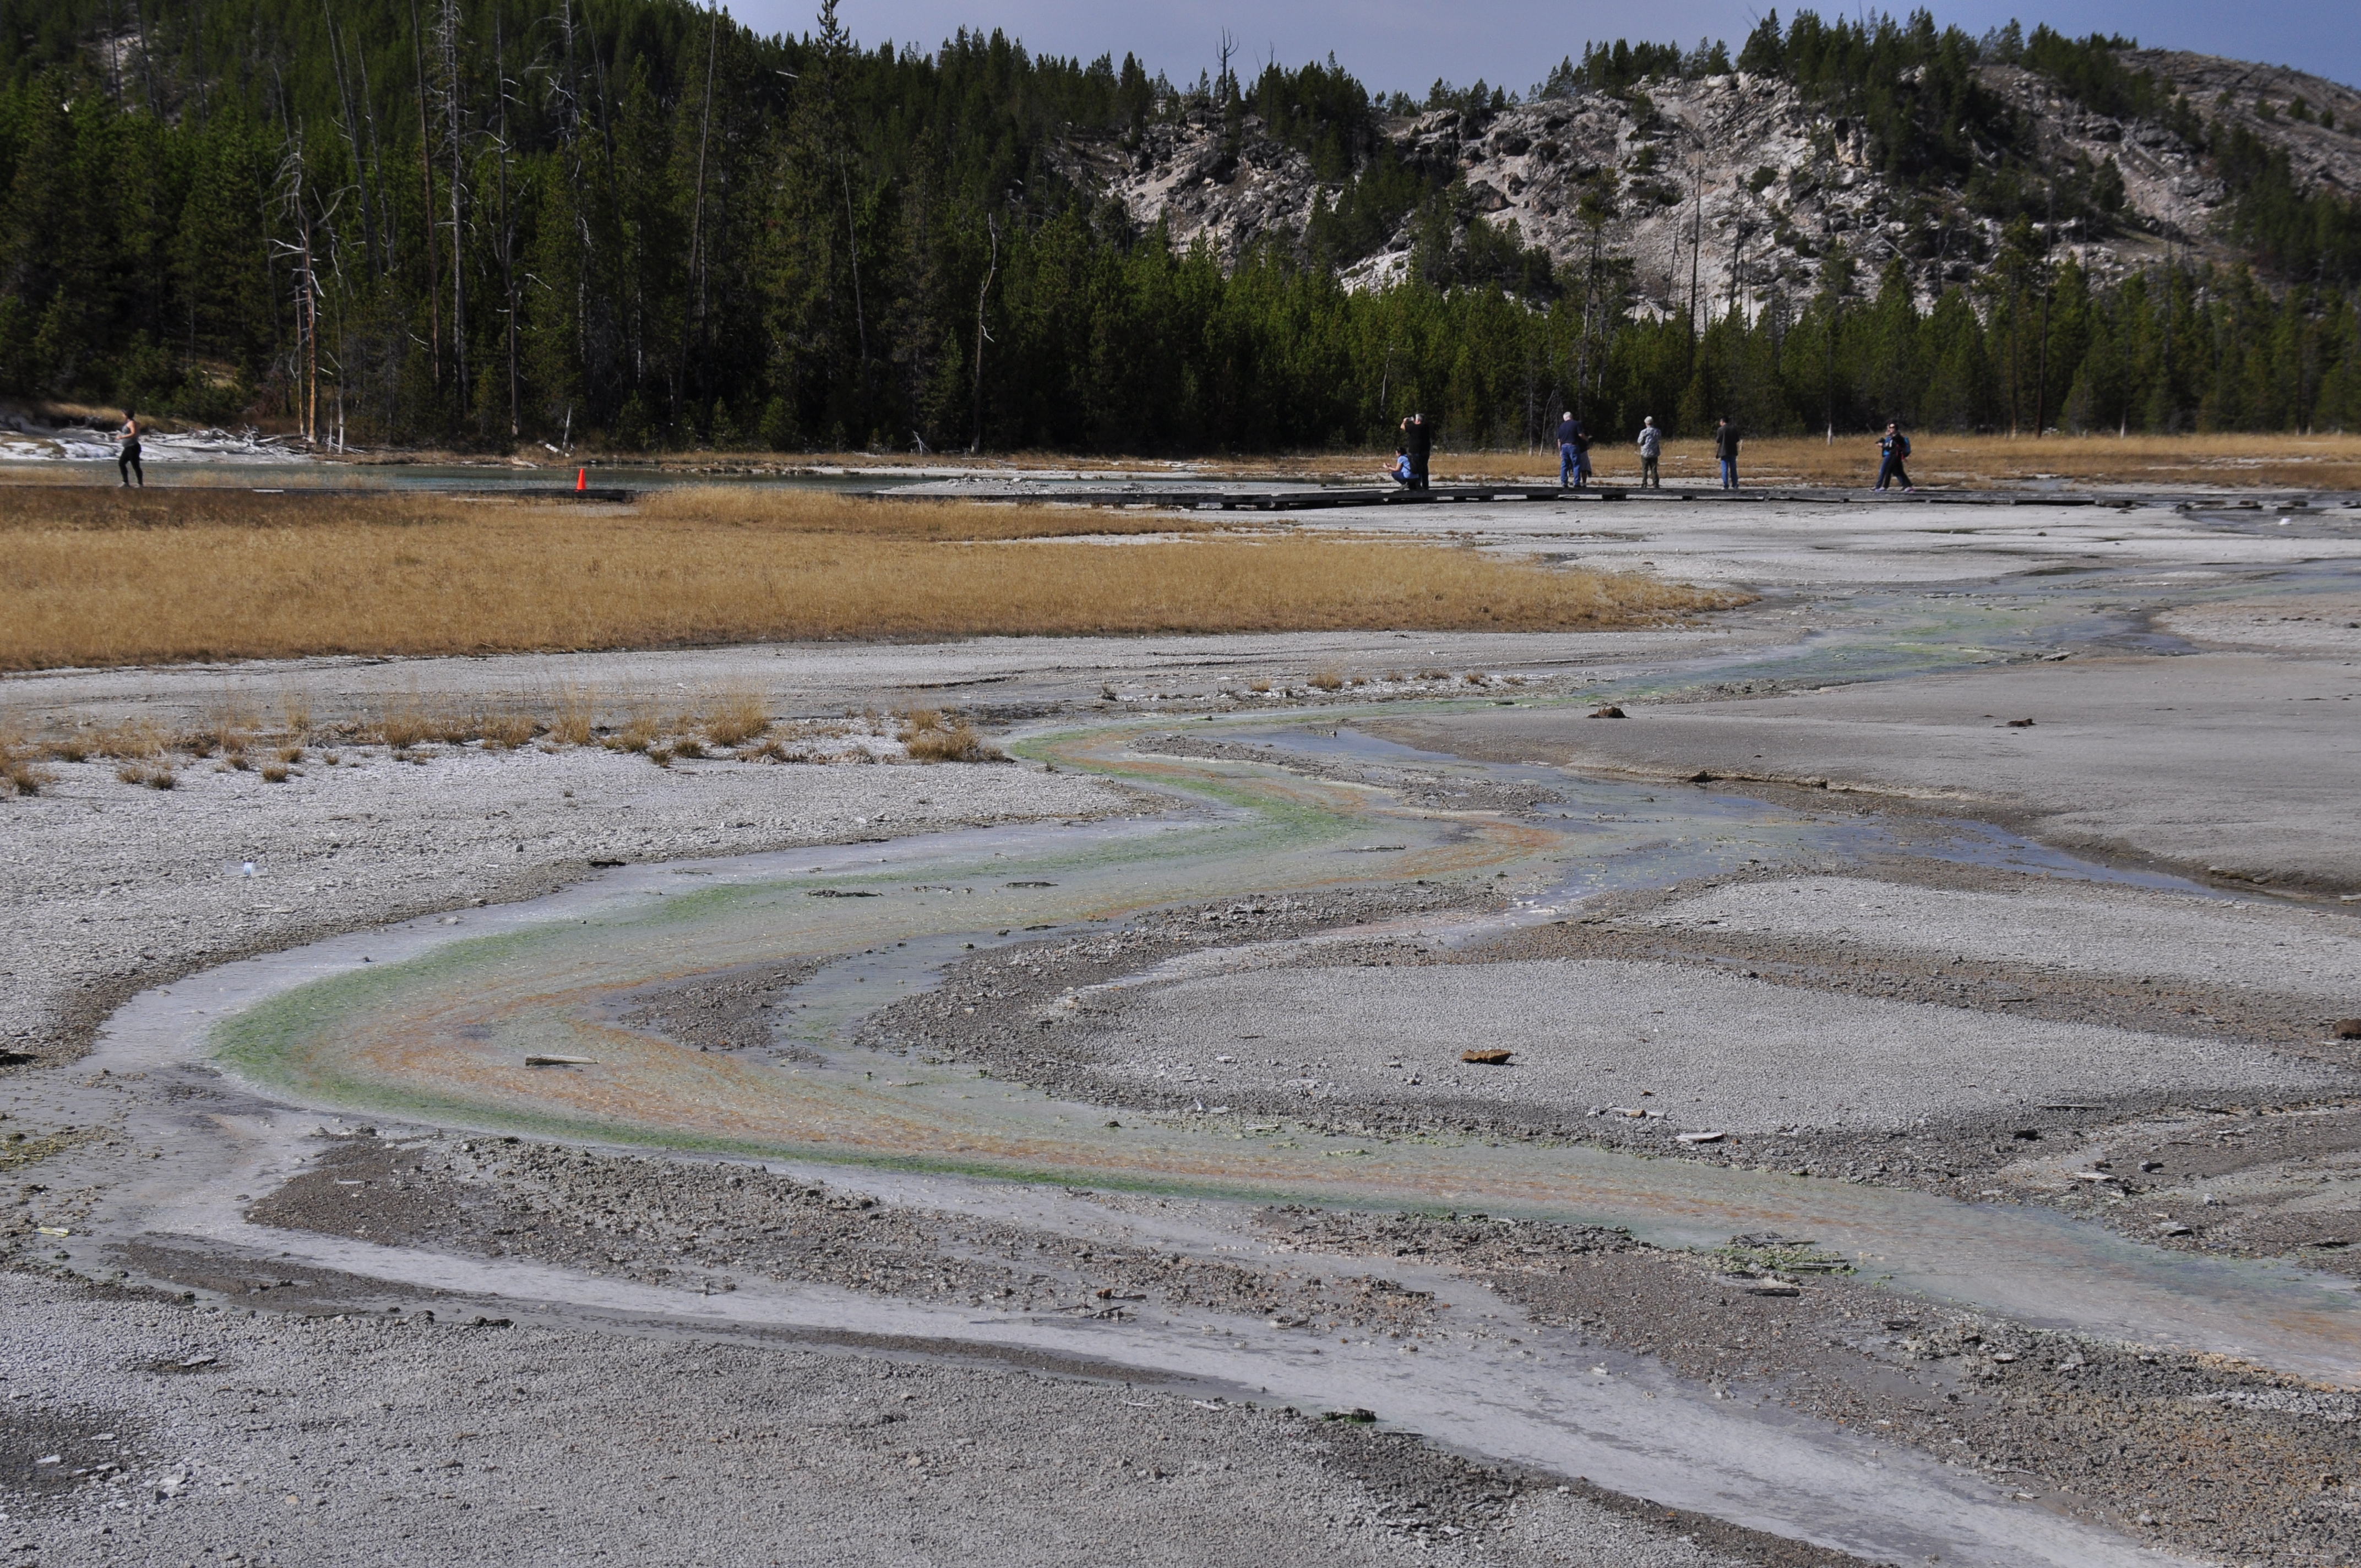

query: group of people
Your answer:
[1390,412,1917,493]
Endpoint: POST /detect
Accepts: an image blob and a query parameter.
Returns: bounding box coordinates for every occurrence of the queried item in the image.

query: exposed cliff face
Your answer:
[1076,52,2361,315]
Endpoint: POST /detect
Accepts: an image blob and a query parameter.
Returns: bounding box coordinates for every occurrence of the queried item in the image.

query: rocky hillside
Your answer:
[1067,51,2361,318]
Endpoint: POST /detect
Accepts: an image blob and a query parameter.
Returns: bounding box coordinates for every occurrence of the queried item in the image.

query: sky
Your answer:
[730,0,2361,99]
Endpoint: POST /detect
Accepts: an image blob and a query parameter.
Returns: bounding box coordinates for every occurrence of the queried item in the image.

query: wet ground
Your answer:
[6,489,2361,1565]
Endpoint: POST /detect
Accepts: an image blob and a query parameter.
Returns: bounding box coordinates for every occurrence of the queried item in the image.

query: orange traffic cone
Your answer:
[575,466,587,492]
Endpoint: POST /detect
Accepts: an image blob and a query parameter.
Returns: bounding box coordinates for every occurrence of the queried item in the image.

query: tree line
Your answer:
[0,0,2355,451]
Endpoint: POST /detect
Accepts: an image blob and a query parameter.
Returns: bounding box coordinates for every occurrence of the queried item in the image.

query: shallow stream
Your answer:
[154,713,2358,1389]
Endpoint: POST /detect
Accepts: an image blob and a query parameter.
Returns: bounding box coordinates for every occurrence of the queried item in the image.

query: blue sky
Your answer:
[735,0,2360,98]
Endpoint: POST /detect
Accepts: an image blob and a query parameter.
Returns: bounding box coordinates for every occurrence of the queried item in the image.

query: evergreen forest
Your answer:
[2,0,2359,450]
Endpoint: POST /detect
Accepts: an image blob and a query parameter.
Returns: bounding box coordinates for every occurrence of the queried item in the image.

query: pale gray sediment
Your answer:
[0,1272,1779,1568]
[8,492,2361,1565]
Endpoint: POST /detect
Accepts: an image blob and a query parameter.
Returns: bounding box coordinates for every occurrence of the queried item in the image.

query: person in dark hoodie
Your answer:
[1400,412,1432,491]
[1715,416,1740,489]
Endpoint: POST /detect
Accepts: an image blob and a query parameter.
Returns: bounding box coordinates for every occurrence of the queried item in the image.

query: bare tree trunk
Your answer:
[355,40,388,268]
[1687,157,1702,340]
[843,158,866,401]
[408,0,440,390]
[305,227,319,443]
[439,0,467,415]
[132,0,159,110]
[969,214,996,454]
[496,9,518,438]
[2033,182,2055,437]
[682,3,719,422]
[322,0,379,279]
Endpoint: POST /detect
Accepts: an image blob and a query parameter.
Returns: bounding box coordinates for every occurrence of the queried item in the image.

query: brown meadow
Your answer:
[0,484,1736,671]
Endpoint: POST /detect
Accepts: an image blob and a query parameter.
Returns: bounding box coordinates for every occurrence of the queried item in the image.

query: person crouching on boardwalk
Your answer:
[1400,412,1432,491]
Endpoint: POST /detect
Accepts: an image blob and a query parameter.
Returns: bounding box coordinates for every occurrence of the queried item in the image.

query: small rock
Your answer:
[2006,717,2035,728]
[2155,1222,2193,1237]
[2333,1019,2361,1040]
[1589,705,1625,718]
[1674,1131,1724,1145]
[1461,1048,1514,1065]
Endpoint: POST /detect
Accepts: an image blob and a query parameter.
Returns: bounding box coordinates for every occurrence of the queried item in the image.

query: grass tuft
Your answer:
[902,720,1004,764]
[548,686,600,748]
[1308,669,1344,691]
[700,688,770,748]
[608,712,659,754]
[374,698,440,751]
[474,711,539,750]
[2,736,52,796]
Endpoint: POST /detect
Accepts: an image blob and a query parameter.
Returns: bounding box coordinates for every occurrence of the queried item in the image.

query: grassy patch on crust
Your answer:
[0,486,1739,669]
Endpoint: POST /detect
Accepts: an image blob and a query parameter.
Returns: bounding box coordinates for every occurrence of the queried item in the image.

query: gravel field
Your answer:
[1640,875,2361,1004]
[1058,957,2336,1137]
[2155,592,2361,655]
[0,1272,1779,1568]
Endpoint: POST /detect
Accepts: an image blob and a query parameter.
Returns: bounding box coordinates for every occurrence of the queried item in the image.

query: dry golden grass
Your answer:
[0,485,1731,671]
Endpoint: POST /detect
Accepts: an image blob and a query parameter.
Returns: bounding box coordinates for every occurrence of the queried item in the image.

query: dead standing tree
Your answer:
[493,9,521,437]
[407,0,440,390]
[680,0,720,422]
[434,0,468,413]
[969,212,995,454]
[270,132,345,443]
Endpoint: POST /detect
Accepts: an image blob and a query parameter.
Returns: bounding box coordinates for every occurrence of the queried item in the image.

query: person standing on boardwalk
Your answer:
[1400,412,1432,491]
[1635,416,1662,487]
[117,410,144,488]
[1715,416,1740,489]
[1557,412,1592,488]
[1875,421,1915,492]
